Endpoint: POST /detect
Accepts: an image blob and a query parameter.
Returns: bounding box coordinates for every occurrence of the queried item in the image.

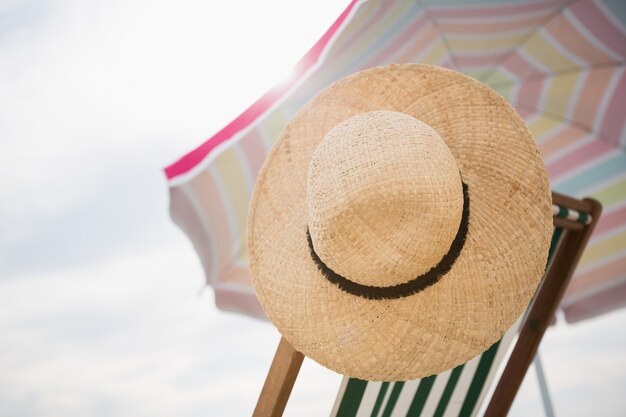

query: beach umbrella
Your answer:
[165,0,626,323]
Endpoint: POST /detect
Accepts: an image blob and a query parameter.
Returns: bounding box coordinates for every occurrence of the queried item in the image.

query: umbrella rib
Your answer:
[414,0,459,70]
[488,61,626,89]
[480,0,582,84]
[514,102,617,145]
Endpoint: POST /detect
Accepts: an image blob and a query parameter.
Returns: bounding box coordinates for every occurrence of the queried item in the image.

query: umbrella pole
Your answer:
[534,351,555,417]
[253,337,304,417]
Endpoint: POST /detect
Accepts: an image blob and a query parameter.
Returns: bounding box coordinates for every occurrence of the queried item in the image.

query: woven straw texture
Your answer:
[308,111,464,286]
[248,64,552,381]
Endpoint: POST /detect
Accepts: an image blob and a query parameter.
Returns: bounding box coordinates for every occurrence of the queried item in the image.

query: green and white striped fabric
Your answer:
[552,204,592,225]
[330,222,569,417]
[330,334,517,417]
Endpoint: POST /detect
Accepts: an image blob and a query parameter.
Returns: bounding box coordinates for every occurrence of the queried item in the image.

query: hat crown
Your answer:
[306,111,464,287]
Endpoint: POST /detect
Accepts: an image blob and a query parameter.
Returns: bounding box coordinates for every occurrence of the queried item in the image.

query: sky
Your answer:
[0,0,625,416]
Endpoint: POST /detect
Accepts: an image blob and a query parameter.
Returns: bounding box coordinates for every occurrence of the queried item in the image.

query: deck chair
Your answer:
[253,192,601,417]
[329,192,602,417]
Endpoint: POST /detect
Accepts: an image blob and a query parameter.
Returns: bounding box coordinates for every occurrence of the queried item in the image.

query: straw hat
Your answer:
[248,64,552,381]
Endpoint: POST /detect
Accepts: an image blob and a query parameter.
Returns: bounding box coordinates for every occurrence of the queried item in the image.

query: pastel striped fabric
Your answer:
[329,220,567,417]
[166,0,626,322]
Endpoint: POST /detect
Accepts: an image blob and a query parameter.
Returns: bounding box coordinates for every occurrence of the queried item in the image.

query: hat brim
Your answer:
[248,64,552,381]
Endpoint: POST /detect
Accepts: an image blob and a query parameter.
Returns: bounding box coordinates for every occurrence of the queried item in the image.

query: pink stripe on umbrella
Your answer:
[500,52,542,81]
[188,171,234,281]
[538,126,586,157]
[547,136,616,181]
[169,186,215,279]
[572,66,616,130]
[570,0,626,58]
[239,130,269,179]
[566,257,626,300]
[454,52,508,68]
[598,70,626,146]
[563,279,626,323]
[515,77,545,112]
[439,13,547,34]
[429,0,562,19]
[593,205,626,237]
[360,14,429,69]
[546,13,615,64]
[215,286,266,319]
[395,24,439,64]
[164,0,359,180]
[331,0,394,58]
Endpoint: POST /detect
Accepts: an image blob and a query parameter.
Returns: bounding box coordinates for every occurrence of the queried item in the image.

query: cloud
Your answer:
[0,0,346,278]
[0,245,342,416]
[0,1,347,414]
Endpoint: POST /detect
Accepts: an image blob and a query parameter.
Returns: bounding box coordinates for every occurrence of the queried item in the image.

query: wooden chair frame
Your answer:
[253,193,602,417]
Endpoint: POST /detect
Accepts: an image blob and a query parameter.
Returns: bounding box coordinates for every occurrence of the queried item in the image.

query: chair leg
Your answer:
[253,337,305,417]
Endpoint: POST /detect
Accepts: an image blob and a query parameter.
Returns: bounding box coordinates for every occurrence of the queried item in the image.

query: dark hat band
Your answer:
[306,182,470,300]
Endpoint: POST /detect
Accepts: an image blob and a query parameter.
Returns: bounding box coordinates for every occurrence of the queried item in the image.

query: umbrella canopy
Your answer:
[166,0,626,323]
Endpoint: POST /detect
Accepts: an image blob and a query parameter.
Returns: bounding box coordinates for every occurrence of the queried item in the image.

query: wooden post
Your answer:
[253,337,305,417]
